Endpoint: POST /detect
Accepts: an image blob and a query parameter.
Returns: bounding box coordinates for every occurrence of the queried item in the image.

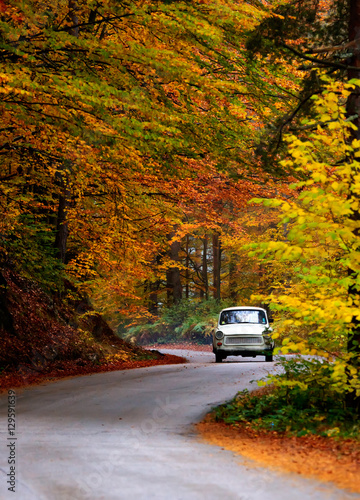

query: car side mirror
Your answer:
[269,318,274,323]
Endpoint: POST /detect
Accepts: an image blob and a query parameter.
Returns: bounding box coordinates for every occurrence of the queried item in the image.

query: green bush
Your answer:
[123,299,232,344]
[214,356,360,439]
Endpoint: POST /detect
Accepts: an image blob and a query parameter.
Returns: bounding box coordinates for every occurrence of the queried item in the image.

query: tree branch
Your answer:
[282,43,360,72]
[306,39,360,55]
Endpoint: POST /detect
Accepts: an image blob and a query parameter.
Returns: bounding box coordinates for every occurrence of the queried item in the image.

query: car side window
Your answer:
[220,313,228,324]
[259,311,266,324]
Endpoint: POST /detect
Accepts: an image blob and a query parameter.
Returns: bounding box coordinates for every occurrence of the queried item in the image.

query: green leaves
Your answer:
[214,357,360,438]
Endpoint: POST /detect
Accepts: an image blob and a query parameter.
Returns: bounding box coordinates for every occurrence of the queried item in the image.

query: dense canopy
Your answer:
[1,0,360,412]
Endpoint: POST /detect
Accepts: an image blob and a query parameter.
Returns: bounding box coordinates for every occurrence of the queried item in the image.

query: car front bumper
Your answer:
[212,336,274,357]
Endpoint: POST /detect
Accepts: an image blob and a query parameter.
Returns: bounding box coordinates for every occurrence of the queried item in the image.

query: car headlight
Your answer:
[215,330,224,340]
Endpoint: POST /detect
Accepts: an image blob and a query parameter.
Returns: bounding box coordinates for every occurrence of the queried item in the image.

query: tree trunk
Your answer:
[212,232,221,301]
[54,0,80,262]
[54,191,69,264]
[68,0,80,37]
[0,272,17,337]
[147,280,160,315]
[201,236,209,300]
[228,256,237,302]
[166,233,182,306]
[185,235,190,299]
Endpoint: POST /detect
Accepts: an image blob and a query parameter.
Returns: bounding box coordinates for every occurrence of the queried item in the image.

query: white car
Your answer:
[212,306,274,363]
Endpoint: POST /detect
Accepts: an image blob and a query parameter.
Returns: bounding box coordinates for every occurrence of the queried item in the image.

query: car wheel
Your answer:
[215,353,223,363]
[265,354,273,362]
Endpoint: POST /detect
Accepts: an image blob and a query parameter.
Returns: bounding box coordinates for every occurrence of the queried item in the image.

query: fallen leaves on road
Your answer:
[197,414,360,494]
[0,353,186,392]
[145,342,212,351]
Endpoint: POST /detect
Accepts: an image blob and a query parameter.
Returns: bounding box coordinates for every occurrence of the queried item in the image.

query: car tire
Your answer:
[265,354,273,362]
[215,353,223,363]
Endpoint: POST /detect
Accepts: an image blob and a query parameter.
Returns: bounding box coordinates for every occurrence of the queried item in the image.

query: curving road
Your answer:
[0,350,359,500]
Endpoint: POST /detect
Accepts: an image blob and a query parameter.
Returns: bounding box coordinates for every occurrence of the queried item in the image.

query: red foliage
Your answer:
[0,267,186,390]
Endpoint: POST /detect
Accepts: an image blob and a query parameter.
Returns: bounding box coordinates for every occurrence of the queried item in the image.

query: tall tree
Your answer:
[346,0,360,411]
[250,82,360,413]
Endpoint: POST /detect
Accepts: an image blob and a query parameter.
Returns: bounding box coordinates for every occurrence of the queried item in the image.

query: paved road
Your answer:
[0,350,359,500]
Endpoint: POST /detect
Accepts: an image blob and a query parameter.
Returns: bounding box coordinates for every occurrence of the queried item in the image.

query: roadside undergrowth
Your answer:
[198,355,360,493]
[0,267,186,391]
[213,356,360,439]
[0,351,186,392]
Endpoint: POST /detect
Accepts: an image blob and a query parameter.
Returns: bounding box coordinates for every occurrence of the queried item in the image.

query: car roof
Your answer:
[219,306,267,313]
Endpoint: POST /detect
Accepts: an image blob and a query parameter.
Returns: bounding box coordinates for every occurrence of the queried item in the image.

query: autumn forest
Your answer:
[1,0,360,426]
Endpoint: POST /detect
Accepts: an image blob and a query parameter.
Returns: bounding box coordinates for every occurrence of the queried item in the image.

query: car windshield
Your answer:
[220,309,266,325]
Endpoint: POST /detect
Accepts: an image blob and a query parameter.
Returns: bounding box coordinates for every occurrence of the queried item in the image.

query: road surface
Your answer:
[1,350,359,500]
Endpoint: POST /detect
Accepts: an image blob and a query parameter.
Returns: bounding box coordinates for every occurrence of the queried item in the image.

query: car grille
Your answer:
[225,336,263,345]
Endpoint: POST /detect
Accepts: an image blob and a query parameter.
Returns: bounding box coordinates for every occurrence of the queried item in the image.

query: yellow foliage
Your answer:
[250,80,360,396]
